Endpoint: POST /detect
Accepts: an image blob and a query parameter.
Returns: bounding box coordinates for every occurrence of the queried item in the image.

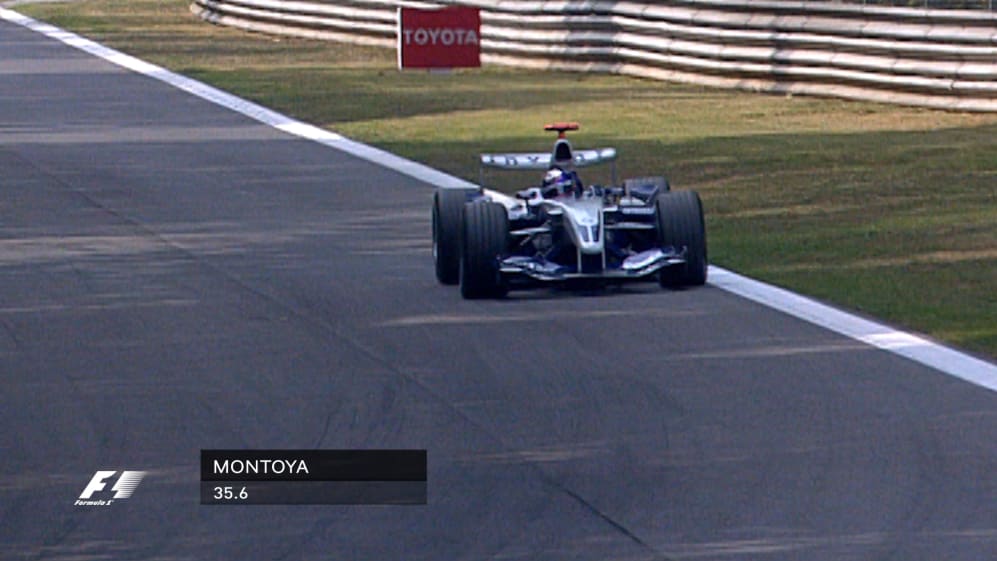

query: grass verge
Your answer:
[16,0,997,358]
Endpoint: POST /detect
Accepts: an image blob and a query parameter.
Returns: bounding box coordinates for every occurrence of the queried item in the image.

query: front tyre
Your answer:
[460,200,509,299]
[657,190,708,288]
[433,188,471,285]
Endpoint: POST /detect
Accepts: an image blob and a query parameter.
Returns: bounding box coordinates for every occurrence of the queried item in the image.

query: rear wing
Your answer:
[480,148,617,170]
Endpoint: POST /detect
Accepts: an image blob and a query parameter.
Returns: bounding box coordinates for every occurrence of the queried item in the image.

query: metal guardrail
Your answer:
[820,1,992,10]
[190,0,997,111]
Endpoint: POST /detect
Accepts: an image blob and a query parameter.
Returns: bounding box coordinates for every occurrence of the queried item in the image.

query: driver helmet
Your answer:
[542,167,574,197]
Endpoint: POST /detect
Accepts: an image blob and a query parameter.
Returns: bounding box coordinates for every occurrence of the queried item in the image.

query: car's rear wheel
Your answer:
[433,188,471,285]
[657,190,708,288]
[460,200,509,299]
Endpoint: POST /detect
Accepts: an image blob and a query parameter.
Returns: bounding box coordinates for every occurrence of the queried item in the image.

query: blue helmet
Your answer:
[542,167,574,197]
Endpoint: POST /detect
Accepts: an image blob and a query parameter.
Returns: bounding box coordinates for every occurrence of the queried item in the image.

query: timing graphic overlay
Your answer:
[200,450,427,505]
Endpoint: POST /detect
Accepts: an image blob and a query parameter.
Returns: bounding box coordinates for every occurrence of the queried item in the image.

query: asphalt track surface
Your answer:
[2,17,996,561]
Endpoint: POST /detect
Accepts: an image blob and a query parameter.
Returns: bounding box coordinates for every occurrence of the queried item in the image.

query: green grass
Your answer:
[17,0,997,358]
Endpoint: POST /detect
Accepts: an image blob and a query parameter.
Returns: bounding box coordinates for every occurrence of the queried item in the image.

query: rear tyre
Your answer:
[433,188,471,285]
[657,190,708,288]
[460,200,509,299]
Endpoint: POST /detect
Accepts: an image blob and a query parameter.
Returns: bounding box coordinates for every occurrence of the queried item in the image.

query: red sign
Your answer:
[398,7,481,69]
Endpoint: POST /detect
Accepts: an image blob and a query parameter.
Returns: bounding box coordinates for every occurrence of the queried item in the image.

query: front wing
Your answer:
[499,247,686,283]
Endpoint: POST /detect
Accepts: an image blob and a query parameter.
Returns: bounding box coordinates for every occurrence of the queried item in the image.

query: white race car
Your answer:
[433,123,707,299]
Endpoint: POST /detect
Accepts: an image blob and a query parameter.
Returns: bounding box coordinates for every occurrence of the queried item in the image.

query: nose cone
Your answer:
[563,201,603,254]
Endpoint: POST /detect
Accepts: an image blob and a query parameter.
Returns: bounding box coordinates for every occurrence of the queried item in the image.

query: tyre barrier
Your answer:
[191,0,997,111]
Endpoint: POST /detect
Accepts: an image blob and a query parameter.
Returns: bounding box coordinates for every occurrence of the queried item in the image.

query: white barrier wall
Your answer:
[191,0,997,111]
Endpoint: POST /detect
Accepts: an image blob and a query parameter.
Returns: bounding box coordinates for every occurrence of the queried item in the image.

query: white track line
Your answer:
[3,8,995,391]
[710,267,997,390]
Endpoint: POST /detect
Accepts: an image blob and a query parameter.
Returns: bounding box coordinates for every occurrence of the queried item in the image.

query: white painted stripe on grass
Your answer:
[3,8,995,392]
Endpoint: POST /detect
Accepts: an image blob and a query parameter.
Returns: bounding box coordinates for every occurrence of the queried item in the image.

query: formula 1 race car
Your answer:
[432,123,707,299]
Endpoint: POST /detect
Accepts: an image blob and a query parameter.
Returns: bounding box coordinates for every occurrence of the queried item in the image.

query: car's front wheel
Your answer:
[657,190,708,288]
[433,188,471,285]
[460,200,509,299]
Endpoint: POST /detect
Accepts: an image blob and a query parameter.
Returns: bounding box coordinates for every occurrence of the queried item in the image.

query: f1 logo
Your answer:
[77,471,146,504]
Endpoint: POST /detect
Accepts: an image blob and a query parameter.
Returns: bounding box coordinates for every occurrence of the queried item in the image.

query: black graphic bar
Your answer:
[199,450,427,505]
[201,450,426,482]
